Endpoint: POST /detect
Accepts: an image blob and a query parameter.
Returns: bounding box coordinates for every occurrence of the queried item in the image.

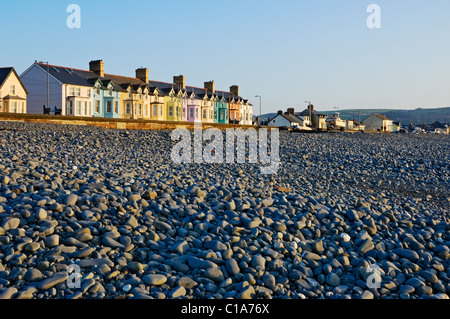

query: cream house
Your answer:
[363,113,393,132]
[0,67,27,113]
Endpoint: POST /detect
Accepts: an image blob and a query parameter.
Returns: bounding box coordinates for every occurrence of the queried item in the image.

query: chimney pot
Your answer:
[230,85,239,96]
[89,60,104,77]
[136,68,149,83]
[204,80,215,93]
[173,75,186,90]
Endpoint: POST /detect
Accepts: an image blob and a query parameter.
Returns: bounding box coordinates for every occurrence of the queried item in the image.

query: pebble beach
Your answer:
[0,121,449,300]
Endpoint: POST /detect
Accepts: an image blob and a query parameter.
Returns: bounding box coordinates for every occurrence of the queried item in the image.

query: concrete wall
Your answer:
[0,113,255,131]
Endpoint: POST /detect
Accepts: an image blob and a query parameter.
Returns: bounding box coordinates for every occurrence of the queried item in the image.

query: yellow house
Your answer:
[0,67,27,113]
[148,87,165,121]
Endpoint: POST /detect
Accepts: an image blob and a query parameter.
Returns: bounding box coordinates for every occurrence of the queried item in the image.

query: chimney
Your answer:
[277,110,283,115]
[204,80,215,93]
[173,75,185,90]
[230,85,239,96]
[89,60,104,77]
[287,108,295,115]
[136,68,149,83]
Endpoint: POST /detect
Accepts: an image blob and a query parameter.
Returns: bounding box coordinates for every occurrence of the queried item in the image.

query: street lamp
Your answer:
[255,95,261,126]
[39,61,50,108]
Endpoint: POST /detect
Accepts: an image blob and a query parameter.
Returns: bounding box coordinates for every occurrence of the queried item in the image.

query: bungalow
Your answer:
[0,67,27,113]
[268,109,311,130]
[363,113,393,132]
[431,121,449,134]
[347,120,366,131]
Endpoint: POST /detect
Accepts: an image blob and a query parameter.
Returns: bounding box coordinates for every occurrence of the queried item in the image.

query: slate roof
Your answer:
[0,67,28,94]
[36,63,148,93]
[298,109,326,117]
[34,62,248,101]
[0,68,14,87]
[373,113,391,121]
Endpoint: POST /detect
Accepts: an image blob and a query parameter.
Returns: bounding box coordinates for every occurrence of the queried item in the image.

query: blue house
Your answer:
[91,78,122,118]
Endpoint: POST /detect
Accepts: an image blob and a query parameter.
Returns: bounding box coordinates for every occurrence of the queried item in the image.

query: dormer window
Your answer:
[128,88,132,98]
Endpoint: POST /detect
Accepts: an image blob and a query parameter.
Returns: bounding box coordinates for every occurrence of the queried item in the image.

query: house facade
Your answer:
[298,104,327,130]
[20,62,93,116]
[241,100,253,125]
[92,78,122,118]
[363,113,393,132]
[269,109,312,130]
[0,67,27,114]
[19,59,252,124]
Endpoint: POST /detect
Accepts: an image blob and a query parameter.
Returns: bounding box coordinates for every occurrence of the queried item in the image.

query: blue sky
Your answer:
[1,0,449,113]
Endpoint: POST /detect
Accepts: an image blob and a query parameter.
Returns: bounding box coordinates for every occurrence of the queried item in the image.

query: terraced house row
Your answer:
[18,60,253,125]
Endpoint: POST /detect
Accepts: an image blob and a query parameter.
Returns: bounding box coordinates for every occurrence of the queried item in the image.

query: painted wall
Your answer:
[0,70,27,113]
[20,64,61,114]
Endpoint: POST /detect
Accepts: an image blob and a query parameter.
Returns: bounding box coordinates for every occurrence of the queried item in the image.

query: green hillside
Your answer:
[323,108,450,125]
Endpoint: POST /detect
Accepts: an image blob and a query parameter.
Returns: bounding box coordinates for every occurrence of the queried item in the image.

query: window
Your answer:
[88,102,91,115]
[75,87,81,97]
[87,89,91,98]
[169,106,173,117]
[69,87,75,96]
[137,104,141,115]
[10,85,15,95]
[160,106,162,116]
[96,86,100,95]
[109,87,112,96]
[144,104,148,116]
[95,100,100,113]
[68,101,73,115]
[195,109,199,119]
[189,108,194,119]
[126,103,131,114]
[114,101,119,113]
[152,105,157,116]
[128,89,131,98]
[203,109,206,119]
[76,101,81,115]
[11,101,17,113]
[107,101,112,113]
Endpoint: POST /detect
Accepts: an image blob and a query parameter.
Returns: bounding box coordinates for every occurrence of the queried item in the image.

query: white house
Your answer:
[268,109,311,130]
[20,61,94,116]
[363,113,393,132]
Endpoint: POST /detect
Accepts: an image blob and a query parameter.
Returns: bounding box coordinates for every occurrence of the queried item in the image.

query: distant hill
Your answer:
[322,107,450,125]
[255,107,450,125]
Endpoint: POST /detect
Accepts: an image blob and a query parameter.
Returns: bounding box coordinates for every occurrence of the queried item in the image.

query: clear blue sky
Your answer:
[1,0,449,113]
